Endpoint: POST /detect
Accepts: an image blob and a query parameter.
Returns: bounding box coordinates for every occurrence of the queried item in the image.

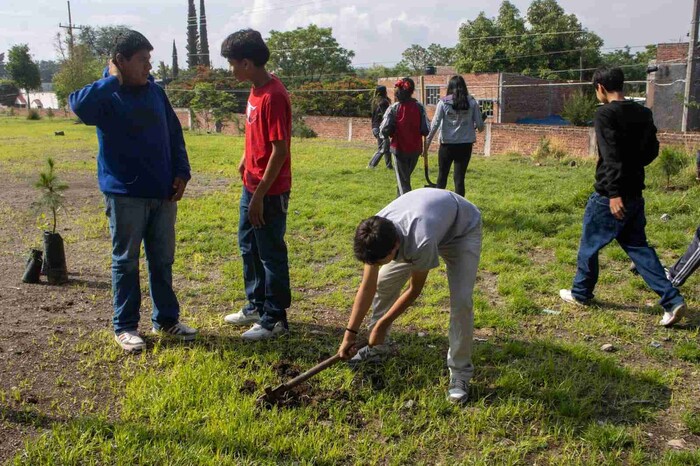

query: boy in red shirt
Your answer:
[221,29,293,340]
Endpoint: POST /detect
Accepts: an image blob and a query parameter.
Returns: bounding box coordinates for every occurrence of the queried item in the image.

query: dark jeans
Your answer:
[105,195,180,333]
[571,192,684,311]
[239,187,291,330]
[368,128,392,168]
[668,225,700,286]
[392,152,420,197]
[437,143,473,197]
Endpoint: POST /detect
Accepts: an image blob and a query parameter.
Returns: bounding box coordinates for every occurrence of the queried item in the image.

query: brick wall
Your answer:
[657,43,689,63]
[486,123,592,157]
[500,74,577,123]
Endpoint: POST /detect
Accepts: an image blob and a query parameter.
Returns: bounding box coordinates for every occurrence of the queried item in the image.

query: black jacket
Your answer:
[593,100,659,198]
[371,98,391,129]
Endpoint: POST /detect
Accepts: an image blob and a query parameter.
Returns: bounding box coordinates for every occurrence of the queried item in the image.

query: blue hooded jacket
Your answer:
[69,69,191,199]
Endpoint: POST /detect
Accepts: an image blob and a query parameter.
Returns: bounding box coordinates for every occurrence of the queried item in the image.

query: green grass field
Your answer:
[2,116,700,465]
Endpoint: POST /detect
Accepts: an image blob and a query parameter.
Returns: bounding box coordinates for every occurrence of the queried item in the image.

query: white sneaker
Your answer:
[224,308,261,325]
[152,322,198,341]
[347,344,388,368]
[115,330,146,352]
[241,322,288,341]
[447,377,469,404]
[659,303,687,327]
[559,289,588,306]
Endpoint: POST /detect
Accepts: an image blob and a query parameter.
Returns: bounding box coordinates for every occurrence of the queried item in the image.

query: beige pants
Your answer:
[368,221,482,380]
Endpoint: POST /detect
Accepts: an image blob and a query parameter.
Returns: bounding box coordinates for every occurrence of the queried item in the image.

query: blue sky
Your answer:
[0,0,690,69]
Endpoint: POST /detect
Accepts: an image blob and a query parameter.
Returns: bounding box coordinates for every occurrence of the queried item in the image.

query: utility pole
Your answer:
[579,50,584,82]
[682,0,700,132]
[59,1,84,58]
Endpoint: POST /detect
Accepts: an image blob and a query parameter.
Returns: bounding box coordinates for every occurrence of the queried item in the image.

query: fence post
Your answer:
[483,122,492,157]
[588,127,597,158]
[348,118,353,142]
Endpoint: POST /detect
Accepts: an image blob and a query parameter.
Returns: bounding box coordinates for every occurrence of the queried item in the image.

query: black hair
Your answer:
[112,30,153,61]
[220,29,270,66]
[373,86,389,106]
[447,75,470,111]
[592,67,624,92]
[353,216,398,264]
[394,77,415,103]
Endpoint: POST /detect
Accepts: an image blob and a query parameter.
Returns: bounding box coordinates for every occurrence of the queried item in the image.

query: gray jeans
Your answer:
[367,220,482,380]
[392,152,420,197]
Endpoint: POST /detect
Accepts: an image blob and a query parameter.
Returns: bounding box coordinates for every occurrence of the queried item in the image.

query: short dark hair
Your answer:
[112,30,153,61]
[220,29,270,66]
[353,216,398,264]
[592,67,624,92]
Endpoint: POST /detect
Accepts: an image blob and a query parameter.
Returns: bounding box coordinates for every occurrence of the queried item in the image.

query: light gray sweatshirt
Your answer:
[425,95,484,149]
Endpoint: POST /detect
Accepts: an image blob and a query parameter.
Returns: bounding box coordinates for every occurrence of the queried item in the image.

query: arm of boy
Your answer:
[369,270,429,346]
[69,60,122,126]
[595,109,625,219]
[338,264,380,359]
[248,140,287,227]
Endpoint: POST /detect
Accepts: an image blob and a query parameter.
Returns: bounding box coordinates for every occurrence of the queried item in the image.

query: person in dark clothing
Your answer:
[368,86,392,169]
[70,30,197,352]
[380,78,430,197]
[559,67,687,328]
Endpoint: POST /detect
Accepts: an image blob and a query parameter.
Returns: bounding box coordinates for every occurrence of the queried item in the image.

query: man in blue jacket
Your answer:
[70,30,197,352]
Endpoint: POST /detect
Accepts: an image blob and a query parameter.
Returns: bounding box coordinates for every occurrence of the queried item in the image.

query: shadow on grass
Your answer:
[152,322,669,427]
[0,405,66,430]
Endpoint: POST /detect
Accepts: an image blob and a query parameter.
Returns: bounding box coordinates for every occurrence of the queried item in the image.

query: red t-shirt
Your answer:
[244,75,292,195]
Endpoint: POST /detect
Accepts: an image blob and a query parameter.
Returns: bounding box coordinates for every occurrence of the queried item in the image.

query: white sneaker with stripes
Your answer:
[115,330,146,352]
[152,322,198,341]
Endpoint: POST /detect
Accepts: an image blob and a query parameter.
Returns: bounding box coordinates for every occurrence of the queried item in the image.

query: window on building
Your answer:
[478,99,495,117]
[426,86,441,105]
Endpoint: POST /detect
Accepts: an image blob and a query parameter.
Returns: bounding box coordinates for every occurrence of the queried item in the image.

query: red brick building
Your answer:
[377,72,577,123]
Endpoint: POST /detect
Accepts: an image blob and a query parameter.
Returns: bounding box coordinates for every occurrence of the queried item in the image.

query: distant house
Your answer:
[17,87,59,109]
[377,70,577,124]
[646,42,699,131]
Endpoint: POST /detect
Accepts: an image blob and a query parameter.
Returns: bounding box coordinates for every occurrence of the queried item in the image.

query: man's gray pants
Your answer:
[392,152,420,197]
[367,221,482,381]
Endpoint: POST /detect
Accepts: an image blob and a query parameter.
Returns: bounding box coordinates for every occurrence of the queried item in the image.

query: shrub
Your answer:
[657,146,690,188]
[27,109,42,120]
[292,114,317,139]
[532,137,566,162]
[46,108,55,119]
[683,411,700,435]
[562,91,598,126]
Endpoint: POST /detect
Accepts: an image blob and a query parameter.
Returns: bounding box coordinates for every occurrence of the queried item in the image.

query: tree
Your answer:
[198,0,210,68]
[156,61,171,82]
[172,41,180,79]
[37,60,60,82]
[6,44,41,108]
[186,0,199,69]
[189,83,238,132]
[561,90,597,126]
[601,45,656,82]
[454,0,603,80]
[291,77,375,117]
[0,53,6,79]
[397,44,455,74]
[266,25,354,85]
[79,25,131,58]
[0,79,19,106]
[53,44,102,108]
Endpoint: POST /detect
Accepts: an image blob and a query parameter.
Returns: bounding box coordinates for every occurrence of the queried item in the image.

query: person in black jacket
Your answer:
[559,67,687,328]
[368,86,392,169]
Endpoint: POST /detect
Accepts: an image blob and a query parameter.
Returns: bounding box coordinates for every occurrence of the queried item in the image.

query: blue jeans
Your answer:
[105,195,180,333]
[238,188,291,330]
[571,192,684,311]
